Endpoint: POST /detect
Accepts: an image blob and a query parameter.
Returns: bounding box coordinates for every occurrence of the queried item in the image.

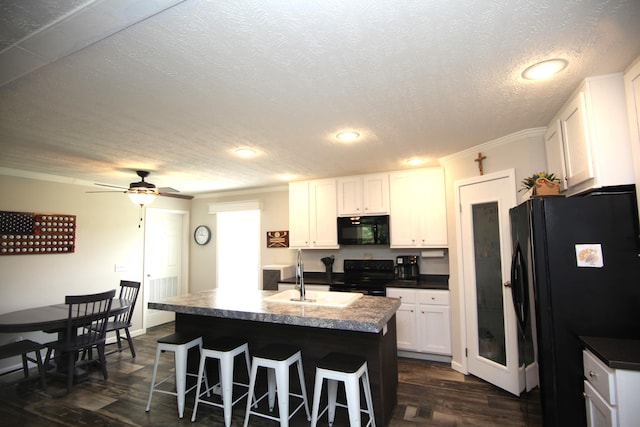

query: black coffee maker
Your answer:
[395,255,419,280]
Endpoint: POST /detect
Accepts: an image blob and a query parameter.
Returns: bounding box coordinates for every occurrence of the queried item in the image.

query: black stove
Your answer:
[330,259,395,296]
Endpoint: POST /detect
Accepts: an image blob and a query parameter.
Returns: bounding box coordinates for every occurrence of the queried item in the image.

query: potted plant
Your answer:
[520,172,561,199]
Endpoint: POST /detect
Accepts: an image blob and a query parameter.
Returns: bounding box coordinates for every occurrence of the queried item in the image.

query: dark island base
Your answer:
[176,313,398,426]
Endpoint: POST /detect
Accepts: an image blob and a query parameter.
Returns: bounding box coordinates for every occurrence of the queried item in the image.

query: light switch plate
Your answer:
[114,264,126,272]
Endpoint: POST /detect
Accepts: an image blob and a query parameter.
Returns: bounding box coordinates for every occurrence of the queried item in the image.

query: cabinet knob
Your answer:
[589,371,596,378]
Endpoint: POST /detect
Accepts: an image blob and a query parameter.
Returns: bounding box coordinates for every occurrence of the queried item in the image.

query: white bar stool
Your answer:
[145,333,208,419]
[310,353,376,427]
[191,336,252,426]
[243,344,311,427]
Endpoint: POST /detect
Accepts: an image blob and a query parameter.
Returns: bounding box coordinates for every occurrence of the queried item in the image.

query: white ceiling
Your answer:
[1,0,640,196]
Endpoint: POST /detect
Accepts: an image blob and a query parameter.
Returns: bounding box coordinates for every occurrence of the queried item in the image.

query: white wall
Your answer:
[0,173,190,368]
[189,187,293,292]
[440,128,548,372]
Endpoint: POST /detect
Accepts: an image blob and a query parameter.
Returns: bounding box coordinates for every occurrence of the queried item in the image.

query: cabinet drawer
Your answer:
[417,290,449,306]
[583,350,617,405]
[584,380,617,427]
[386,288,416,303]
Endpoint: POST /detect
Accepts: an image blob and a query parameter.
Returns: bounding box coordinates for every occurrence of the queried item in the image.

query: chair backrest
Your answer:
[64,289,116,350]
[115,280,141,326]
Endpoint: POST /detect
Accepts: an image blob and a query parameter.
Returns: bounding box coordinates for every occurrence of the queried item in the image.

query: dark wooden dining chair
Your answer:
[0,339,47,389]
[44,289,115,392]
[104,280,141,358]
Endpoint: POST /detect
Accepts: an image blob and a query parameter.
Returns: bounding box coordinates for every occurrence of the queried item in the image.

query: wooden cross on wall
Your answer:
[475,152,487,175]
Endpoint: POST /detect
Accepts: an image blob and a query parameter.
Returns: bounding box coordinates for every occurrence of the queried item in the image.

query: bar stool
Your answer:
[191,336,252,426]
[145,333,208,419]
[310,353,376,427]
[243,344,311,427]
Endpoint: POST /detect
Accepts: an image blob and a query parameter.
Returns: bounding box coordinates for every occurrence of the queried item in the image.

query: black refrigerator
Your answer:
[509,192,640,427]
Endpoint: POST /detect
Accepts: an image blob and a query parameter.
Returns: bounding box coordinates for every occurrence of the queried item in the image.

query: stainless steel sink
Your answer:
[264,289,362,308]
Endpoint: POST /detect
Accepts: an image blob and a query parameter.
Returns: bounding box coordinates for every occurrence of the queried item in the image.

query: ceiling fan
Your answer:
[88,170,193,206]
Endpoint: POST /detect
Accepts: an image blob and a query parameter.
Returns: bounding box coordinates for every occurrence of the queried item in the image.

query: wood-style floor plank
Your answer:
[0,322,541,426]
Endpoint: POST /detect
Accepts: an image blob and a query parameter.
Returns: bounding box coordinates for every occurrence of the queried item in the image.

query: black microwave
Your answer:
[337,215,390,245]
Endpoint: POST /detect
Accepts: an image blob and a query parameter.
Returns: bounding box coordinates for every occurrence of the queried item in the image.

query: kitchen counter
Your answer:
[580,336,640,371]
[148,289,399,333]
[149,288,400,426]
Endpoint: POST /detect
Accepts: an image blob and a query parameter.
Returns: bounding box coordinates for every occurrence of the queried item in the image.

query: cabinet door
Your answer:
[394,303,418,351]
[309,179,338,248]
[560,91,595,188]
[362,173,389,214]
[387,288,418,351]
[421,168,447,246]
[337,176,362,216]
[418,305,452,355]
[544,120,568,191]
[584,380,617,427]
[625,58,640,228]
[289,181,310,247]
[389,171,420,246]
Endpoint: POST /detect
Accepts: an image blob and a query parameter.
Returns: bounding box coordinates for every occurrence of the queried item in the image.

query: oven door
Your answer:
[330,283,386,296]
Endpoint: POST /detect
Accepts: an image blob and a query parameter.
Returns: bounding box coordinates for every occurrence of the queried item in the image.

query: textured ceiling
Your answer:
[1,0,640,195]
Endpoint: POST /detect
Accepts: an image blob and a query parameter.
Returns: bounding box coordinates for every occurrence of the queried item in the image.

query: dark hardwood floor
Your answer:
[0,322,541,426]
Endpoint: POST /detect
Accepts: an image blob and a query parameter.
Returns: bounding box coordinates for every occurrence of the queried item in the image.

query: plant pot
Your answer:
[534,178,560,195]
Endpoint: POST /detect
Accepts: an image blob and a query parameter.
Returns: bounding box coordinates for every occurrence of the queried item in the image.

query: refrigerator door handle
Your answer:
[510,242,529,334]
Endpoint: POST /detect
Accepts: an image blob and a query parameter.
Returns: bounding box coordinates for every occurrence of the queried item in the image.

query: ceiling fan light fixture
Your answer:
[126,187,158,206]
[522,59,568,80]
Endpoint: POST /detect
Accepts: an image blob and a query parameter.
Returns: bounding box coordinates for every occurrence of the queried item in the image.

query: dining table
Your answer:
[0,297,130,383]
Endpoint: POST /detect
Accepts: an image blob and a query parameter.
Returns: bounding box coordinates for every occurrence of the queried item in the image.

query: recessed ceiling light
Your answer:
[522,59,568,80]
[406,158,424,166]
[235,148,256,157]
[336,131,360,142]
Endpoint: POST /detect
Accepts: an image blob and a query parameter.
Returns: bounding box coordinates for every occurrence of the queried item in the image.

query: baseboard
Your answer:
[398,350,452,364]
[451,359,466,374]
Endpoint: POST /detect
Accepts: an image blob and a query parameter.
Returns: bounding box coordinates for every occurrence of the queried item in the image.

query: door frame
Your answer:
[453,169,516,376]
[142,207,190,331]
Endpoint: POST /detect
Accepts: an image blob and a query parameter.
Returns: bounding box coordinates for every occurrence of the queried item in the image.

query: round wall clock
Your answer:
[194,225,211,245]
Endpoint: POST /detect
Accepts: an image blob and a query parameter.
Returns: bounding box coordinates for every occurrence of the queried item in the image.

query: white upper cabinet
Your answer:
[337,173,389,216]
[544,121,568,191]
[389,167,447,248]
[545,73,635,196]
[624,56,640,224]
[289,178,339,249]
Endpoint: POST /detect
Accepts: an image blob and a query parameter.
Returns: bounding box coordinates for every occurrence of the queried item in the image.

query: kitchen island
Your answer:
[148,289,401,426]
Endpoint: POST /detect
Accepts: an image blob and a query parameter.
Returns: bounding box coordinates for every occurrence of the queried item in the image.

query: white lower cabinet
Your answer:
[387,288,451,356]
[583,349,640,427]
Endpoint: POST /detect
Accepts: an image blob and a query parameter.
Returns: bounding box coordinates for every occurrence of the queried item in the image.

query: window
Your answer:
[215,209,260,292]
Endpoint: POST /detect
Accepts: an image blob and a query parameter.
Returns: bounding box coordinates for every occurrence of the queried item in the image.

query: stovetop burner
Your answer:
[331,259,395,296]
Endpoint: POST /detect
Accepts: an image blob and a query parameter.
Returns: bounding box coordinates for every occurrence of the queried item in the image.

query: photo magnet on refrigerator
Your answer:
[575,244,603,268]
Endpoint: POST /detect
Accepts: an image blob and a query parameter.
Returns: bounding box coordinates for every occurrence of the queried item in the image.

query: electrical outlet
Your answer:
[114,264,126,272]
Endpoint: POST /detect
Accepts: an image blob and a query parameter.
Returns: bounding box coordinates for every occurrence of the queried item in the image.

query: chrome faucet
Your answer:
[296,249,305,301]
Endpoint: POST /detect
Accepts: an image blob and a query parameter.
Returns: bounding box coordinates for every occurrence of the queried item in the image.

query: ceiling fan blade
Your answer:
[94,183,128,190]
[158,186,179,193]
[159,192,194,200]
[86,190,126,193]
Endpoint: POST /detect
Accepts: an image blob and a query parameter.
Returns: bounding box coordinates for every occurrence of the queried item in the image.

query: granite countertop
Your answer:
[580,336,640,371]
[279,273,449,290]
[148,289,400,334]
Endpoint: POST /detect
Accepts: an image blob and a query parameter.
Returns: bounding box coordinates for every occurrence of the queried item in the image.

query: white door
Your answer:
[144,209,187,328]
[458,170,522,395]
